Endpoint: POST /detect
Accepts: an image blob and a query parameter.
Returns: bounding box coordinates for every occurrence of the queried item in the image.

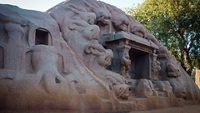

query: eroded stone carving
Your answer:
[153,81,173,97]
[113,84,130,100]
[151,53,161,80]
[136,79,157,97]
[0,0,199,112]
[166,61,181,77]
[120,48,131,79]
[84,41,113,67]
[32,45,66,93]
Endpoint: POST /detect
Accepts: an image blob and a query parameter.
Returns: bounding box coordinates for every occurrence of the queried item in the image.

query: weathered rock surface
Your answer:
[136,79,156,97]
[0,0,199,112]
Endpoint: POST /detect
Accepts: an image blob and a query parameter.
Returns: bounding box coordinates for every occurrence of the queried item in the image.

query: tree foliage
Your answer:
[127,0,200,74]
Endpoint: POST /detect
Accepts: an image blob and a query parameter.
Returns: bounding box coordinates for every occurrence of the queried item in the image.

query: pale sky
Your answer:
[0,0,144,11]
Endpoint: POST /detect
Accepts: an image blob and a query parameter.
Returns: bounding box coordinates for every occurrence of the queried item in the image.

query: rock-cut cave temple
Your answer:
[0,0,199,112]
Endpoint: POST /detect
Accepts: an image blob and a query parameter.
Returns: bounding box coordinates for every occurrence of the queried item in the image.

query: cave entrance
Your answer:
[101,32,158,80]
[129,48,150,79]
[35,29,49,45]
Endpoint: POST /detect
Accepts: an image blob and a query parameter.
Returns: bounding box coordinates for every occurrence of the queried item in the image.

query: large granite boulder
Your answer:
[0,0,199,112]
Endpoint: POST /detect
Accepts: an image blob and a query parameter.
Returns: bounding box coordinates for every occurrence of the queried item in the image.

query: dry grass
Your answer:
[131,105,200,113]
[0,105,200,113]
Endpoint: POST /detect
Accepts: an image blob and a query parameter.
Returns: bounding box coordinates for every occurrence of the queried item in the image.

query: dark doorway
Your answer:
[0,46,4,69]
[129,48,150,79]
[35,29,49,45]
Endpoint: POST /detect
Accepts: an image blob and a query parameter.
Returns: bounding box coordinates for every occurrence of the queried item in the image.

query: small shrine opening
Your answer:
[101,32,158,80]
[129,48,150,79]
[35,29,49,45]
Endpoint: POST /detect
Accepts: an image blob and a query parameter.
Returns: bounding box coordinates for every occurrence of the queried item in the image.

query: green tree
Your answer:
[127,0,200,75]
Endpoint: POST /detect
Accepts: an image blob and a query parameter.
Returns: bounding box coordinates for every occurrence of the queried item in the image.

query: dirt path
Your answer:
[131,105,200,113]
[1,105,200,113]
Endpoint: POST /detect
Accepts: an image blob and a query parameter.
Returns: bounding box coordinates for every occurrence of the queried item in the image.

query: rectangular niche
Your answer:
[35,29,49,45]
[0,46,4,69]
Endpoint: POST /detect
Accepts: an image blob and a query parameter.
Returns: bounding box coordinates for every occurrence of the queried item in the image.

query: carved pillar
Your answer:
[150,53,161,80]
[4,23,23,71]
[107,39,131,78]
[119,45,131,78]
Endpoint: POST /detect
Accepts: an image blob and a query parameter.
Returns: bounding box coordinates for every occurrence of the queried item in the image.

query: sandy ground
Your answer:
[0,105,200,113]
[131,105,200,113]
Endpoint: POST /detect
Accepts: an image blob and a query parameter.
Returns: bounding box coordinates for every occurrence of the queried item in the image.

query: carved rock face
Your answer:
[136,79,156,97]
[112,16,130,32]
[32,45,58,71]
[129,22,147,38]
[166,62,181,77]
[0,0,199,111]
[113,84,131,100]
[153,81,173,97]
[32,45,67,93]
[84,41,113,67]
[79,12,96,25]
[81,25,100,40]
[98,49,113,67]
[95,8,111,26]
